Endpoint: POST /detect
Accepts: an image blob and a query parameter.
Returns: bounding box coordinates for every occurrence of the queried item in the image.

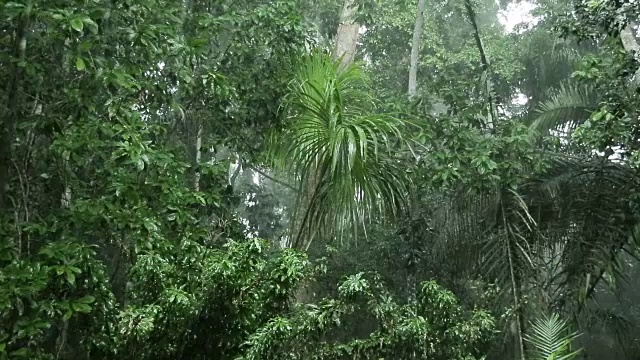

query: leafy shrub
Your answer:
[241,274,496,360]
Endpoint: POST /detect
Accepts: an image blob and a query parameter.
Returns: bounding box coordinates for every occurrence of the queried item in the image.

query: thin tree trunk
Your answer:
[408,0,427,98]
[61,186,71,208]
[463,0,496,130]
[503,204,526,360]
[334,0,360,67]
[508,241,526,360]
[179,0,202,192]
[0,8,30,211]
[194,123,202,191]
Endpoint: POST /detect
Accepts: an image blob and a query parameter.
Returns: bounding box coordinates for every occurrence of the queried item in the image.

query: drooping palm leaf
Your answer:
[520,157,640,310]
[529,83,598,136]
[270,50,407,250]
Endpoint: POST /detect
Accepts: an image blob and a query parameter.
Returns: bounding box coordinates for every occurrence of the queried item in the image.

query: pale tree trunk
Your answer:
[406,0,450,115]
[297,0,361,243]
[620,21,640,86]
[408,0,427,98]
[621,21,639,56]
[407,0,428,307]
[405,6,432,306]
[194,123,202,191]
[334,0,360,66]
[61,183,71,208]
[295,0,360,249]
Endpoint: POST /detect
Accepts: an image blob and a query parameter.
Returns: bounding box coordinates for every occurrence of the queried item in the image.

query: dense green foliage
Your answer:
[2,0,640,359]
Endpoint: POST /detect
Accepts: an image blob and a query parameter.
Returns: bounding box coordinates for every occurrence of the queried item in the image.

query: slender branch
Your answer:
[247,165,299,192]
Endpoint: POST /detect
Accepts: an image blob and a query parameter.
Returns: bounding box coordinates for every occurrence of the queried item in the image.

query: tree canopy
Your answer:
[2,0,640,359]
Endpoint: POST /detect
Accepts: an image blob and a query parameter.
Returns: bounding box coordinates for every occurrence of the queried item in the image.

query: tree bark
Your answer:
[407,0,427,306]
[408,0,427,98]
[334,0,360,67]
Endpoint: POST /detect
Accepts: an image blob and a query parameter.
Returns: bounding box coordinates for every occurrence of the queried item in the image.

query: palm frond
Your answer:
[529,83,598,135]
[524,313,582,360]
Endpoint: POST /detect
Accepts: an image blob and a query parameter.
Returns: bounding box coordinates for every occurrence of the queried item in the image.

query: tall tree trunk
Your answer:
[0,8,30,211]
[463,0,496,130]
[334,0,360,66]
[408,0,427,98]
[179,0,202,192]
[620,21,639,56]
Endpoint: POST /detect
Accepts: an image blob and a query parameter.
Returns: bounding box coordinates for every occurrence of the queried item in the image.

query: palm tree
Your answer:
[269,50,408,251]
[424,153,639,359]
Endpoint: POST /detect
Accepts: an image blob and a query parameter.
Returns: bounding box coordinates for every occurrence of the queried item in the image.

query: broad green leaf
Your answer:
[75,57,86,71]
[9,348,27,357]
[70,18,83,32]
[77,295,96,304]
[65,270,76,285]
[71,302,92,313]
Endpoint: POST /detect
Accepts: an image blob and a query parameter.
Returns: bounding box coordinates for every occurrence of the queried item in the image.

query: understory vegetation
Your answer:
[2,0,640,359]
